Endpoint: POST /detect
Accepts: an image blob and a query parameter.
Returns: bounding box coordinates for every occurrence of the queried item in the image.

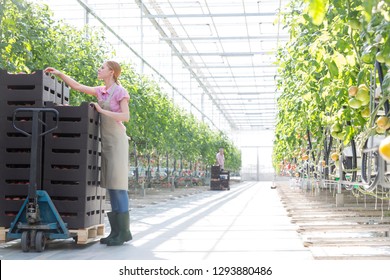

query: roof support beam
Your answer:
[135,0,235,129]
[161,35,288,41]
[145,12,276,18]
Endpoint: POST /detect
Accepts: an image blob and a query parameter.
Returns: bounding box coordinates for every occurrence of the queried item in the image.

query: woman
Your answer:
[45,61,132,246]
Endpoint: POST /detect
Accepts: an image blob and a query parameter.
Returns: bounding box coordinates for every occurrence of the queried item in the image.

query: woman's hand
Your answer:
[44,67,61,76]
[44,67,97,96]
[93,102,103,113]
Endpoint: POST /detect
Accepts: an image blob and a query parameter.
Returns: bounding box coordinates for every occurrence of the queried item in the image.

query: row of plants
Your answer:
[273,0,390,181]
[0,0,241,179]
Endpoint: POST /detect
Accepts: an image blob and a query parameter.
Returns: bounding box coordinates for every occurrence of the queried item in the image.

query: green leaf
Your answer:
[306,0,328,26]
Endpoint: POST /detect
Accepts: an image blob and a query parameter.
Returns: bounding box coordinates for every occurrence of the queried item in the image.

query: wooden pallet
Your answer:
[0,227,8,242]
[69,224,105,244]
[0,224,105,245]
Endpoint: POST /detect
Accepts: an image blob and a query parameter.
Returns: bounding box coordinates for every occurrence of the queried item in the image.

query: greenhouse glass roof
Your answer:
[36,0,290,133]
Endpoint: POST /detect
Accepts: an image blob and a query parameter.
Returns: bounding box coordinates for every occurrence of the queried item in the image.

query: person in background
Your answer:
[44,61,132,246]
[216,148,225,171]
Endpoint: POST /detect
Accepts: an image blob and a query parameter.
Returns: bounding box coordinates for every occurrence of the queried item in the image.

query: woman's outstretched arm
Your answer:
[44,67,97,96]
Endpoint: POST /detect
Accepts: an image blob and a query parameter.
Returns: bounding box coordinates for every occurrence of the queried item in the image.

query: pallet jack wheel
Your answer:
[21,231,31,252]
[35,231,46,252]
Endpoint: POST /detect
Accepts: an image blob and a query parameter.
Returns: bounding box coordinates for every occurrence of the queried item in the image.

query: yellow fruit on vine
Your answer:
[356,87,370,106]
[376,51,386,63]
[331,152,339,161]
[331,123,342,133]
[386,56,390,66]
[376,116,389,128]
[379,136,390,161]
[376,126,386,134]
[348,86,358,97]
[331,130,339,139]
[302,154,309,161]
[336,132,344,140]
[357,84,369,95]
[331,131,344,140]
[349,98,362,109]
[361,107,370,118]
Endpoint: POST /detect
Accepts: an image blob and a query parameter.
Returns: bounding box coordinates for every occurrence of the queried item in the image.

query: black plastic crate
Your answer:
[0,147,42,164]
[43,179,98,199]
[43,147,100,187]
[221,180,229,189]
[62,83,70,105]
[210,180,222,190]
[96,186,106,224]
[45,102,99,134]
[0,147,43,187]
[0,70,57,109]
[0,196,102,229]
[53,196,99,212]
[0,149,29,164]
[43,148,100,168]
[0,166,30,180]
[52,198,102,229]
[45,101,98,119]
[0,70,55,88]
[0,101,57,120]
[45,133,100,150]
[0,199,26,227]
[0,172,42,192]
[0,133,34,148]
[0,183,29,198]
[54,77,63,105]
[43,165,99,185]
[0,88,55,104]
[220,170,230,180]
[0,183,28,227]
[0,105,41,118]
[0,116,44,137]
[211,165,220,179]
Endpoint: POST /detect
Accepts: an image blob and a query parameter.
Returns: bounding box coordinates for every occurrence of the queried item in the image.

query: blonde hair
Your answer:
[105,60,121,84]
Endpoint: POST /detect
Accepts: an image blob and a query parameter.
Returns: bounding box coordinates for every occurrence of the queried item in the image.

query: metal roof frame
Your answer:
[40,0,289,132]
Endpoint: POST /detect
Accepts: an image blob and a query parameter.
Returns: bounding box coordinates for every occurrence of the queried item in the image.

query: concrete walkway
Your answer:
[0,181,312,260]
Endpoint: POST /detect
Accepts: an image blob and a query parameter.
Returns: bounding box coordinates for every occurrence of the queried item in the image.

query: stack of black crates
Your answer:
[210,165,230,190]
[0,70,104,229]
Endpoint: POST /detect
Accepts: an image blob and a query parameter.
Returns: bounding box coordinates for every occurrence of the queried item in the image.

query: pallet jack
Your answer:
[6,108,73,252]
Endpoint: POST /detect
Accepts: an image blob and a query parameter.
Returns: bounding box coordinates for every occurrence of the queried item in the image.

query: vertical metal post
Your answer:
[84,0,89,25]
[336,148,344,207]
[256,147,260,181]
[141,181,146,197]
[338,153,342,194]
[201,93,205,122]
[170,176,175,192]
[140,0,144,74]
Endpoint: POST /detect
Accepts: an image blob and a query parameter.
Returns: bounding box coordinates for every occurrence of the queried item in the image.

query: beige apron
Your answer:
[99,84,129,190]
